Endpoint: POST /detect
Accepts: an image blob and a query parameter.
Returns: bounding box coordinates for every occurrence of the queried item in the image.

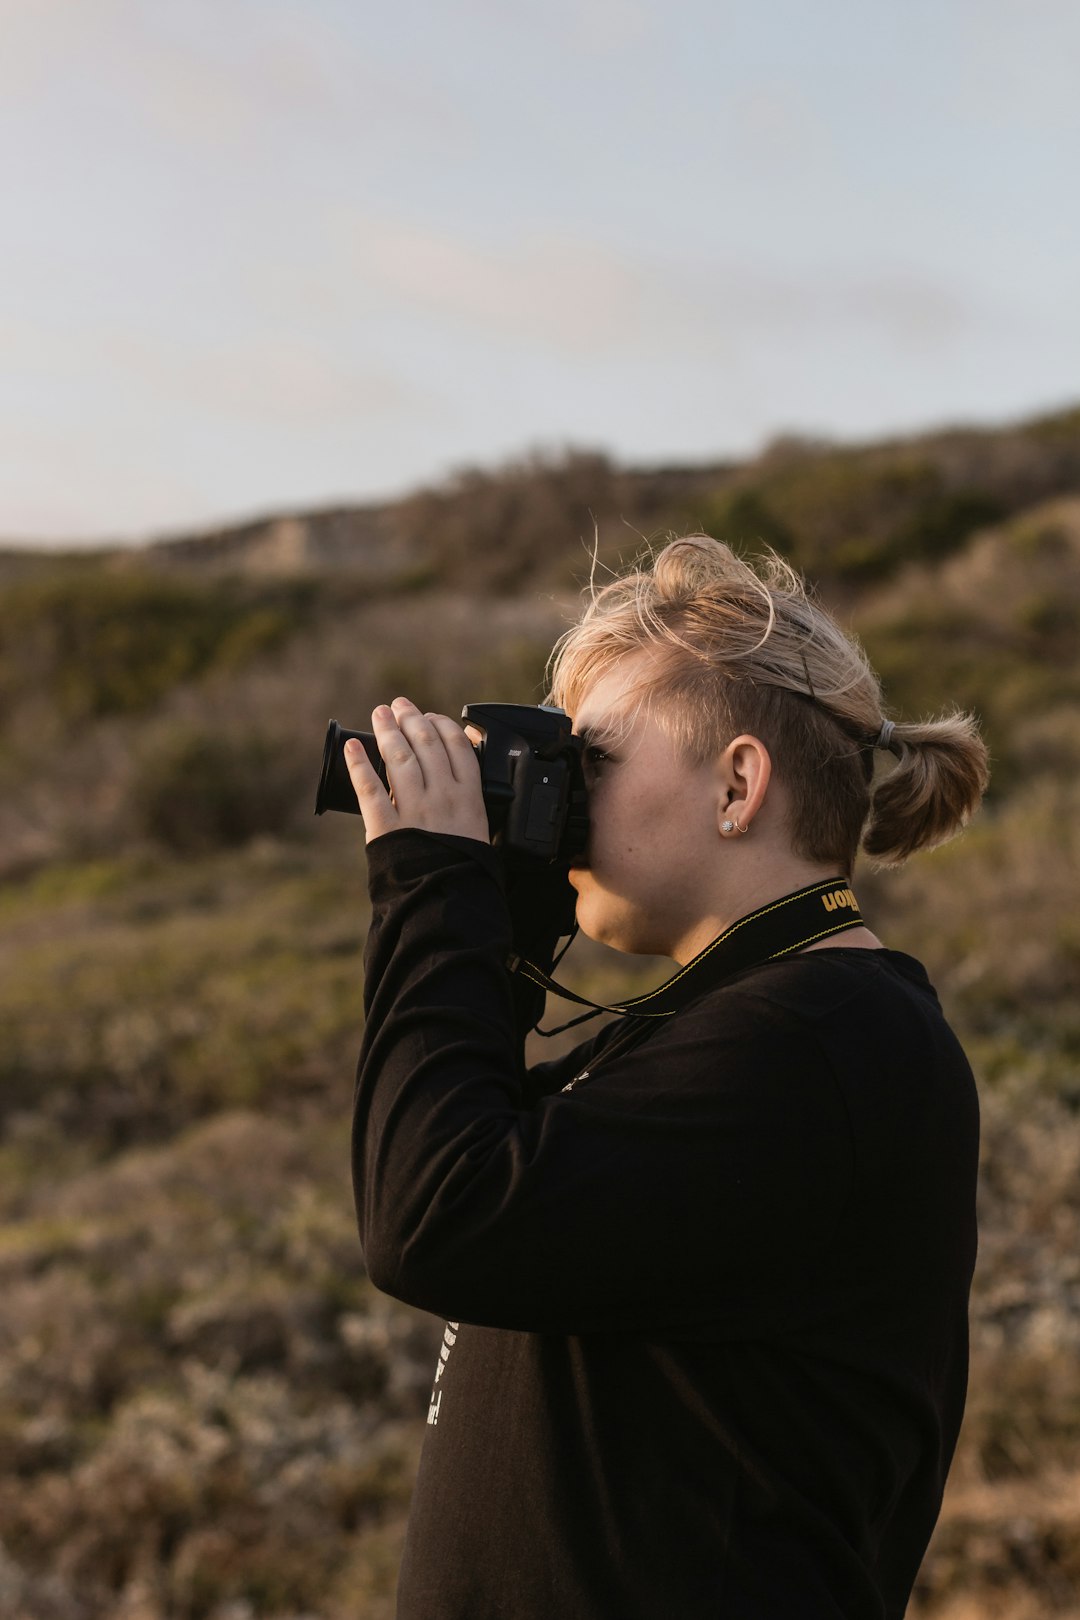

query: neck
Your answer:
[672,854,857,965]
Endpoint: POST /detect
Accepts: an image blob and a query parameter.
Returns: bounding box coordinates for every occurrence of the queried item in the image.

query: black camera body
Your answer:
[315,703,588,866]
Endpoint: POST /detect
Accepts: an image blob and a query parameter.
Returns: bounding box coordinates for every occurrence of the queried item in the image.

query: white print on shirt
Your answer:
[427,1321,460,1426]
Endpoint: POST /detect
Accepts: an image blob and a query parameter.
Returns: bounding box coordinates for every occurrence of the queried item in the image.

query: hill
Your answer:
[5,404,1080,589]
[1,409,1079,1619]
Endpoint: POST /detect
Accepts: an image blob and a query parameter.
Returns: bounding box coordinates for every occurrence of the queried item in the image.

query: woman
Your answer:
[345,536,988,1619]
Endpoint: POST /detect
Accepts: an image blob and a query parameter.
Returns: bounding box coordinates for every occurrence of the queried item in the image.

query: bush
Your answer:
[686,456,1007,586]
[394,449,634,593]
[689,488,795,557]
[0,571,313,726]
[132,725,306,854]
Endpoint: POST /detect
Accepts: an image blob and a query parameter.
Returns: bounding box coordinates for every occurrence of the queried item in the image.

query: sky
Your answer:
[2,0,1078,544]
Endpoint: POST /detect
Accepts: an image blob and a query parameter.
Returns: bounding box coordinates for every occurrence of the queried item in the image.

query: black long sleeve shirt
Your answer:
[353,830,979,1620]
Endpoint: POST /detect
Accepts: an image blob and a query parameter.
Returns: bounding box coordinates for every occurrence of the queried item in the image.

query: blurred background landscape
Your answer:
[5,1,1080,1614]
[2,410,1080,1618]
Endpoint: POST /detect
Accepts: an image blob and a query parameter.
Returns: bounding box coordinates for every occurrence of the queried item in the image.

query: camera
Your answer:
[315,703,588,866]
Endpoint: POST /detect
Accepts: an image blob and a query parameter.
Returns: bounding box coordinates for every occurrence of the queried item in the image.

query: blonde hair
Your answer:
[547,535,989,871]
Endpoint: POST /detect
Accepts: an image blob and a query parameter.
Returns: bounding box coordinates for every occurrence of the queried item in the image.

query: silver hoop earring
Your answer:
[734,817,749,835]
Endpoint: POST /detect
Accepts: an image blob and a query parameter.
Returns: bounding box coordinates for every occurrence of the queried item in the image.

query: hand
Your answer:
[344,697,490,846]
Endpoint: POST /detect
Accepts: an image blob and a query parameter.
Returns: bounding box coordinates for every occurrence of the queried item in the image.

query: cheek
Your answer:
[590,793,637,864]
[591,808,663,894]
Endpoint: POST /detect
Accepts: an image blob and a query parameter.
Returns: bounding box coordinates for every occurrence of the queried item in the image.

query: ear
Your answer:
[716,734,772,837]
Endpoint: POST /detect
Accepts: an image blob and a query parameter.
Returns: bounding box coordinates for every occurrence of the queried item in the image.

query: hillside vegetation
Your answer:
[1,409,1079,1619]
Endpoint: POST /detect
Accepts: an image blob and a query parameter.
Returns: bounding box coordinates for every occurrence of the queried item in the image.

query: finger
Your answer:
[371,703,425,795]
[426,712,483,787]
[393,699,469,793]
[371,698,489,842]
[393,696,446,764]
[343,737,399,843]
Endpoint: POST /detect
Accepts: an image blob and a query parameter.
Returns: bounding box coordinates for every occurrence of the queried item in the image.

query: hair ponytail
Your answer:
[862,711,990,867]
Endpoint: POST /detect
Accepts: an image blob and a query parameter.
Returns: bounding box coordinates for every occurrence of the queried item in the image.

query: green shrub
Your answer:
[761,454,937,578]
[0,570,313,724]
[132,725,305,854]
[690,488,795,556]
[685,458,1007,585]
[892,489,1004,564]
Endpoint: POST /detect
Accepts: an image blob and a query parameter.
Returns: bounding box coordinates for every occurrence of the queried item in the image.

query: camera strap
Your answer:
[510,876,865,1028]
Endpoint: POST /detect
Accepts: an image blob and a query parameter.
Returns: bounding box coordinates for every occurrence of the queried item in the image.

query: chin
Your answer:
[574,893,657,957]
[569,885,614,948]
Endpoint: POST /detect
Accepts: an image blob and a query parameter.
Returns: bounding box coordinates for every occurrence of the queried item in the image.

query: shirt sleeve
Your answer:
[353,828,853,1335]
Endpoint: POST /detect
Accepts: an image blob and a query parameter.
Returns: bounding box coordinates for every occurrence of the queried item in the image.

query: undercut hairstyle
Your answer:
[547,535,989,873]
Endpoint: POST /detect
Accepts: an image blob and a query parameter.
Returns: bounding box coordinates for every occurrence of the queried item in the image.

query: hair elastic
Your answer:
[874,719,898,753]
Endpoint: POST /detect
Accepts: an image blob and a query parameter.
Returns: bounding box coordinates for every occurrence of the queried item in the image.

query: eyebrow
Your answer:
[576,719,624,751]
